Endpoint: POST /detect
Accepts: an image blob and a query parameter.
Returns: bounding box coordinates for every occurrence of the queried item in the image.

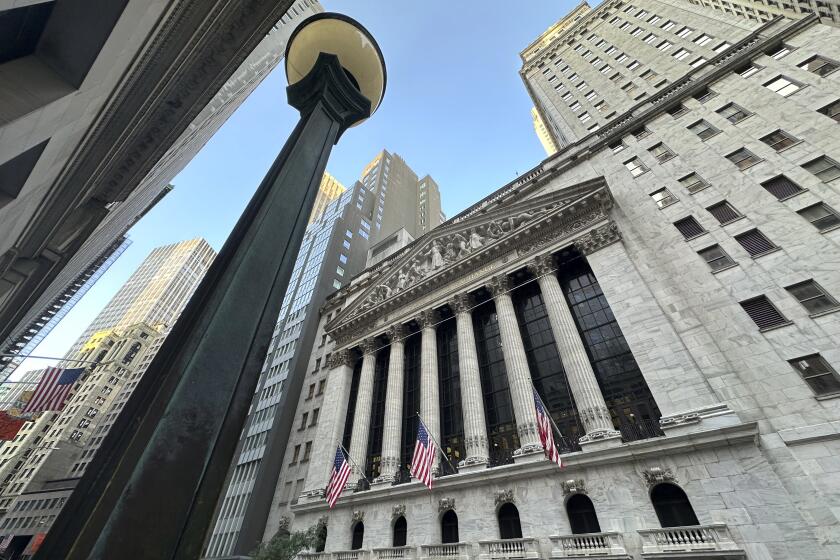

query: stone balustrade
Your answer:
[419,542,472,560]
[637,524,745,558]
[478,538,540,560]
[548,532,630,558]
[334,550,371,560]
[373,546,417,560]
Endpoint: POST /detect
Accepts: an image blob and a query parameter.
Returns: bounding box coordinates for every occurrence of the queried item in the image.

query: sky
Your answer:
[15,0,580,375]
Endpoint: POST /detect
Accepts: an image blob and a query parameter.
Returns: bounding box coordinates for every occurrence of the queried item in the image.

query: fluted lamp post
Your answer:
[35,13,385,560]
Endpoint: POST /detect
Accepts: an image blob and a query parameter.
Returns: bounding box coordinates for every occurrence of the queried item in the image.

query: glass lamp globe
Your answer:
[285,12,386,122]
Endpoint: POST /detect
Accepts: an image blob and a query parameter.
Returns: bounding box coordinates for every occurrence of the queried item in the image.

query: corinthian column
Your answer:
[528,254,621,448]
[418,309,440,475]
[450,293,489,469]
[488,274,543,456]
[348,338,378,485]
[374,325,405,484]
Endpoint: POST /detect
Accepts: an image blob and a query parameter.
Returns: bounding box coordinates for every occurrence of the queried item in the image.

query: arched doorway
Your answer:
[651,483,700,527]
[315,524,327,552]
[351,522,364,550]
[393,516,407,547]
[497,503,523,539]
[566,494,601,534]
[441,510,459,543]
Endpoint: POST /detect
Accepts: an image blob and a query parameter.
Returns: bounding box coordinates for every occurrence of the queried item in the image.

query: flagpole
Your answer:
[0,353,103,364]
[416,413,457,474]
[338,442,372,486]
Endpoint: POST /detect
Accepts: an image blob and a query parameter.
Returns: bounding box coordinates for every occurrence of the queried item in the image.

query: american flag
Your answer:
[325,446,352,508]
[410,419,437,489]
[22,367,84,414]
[533,388,563,468]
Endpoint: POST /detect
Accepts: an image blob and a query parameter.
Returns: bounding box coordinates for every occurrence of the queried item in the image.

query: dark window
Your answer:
[631,126,651,140]
[789,355,840,396]
[122,343,141,365]
[798,203,840,232]
[498,503,523,539]
[733,62,761,78]
[726,148,762,170]
[761,175,804,200]
[693,87,717,103]
[437,313,464,473]
[400,331,422,476]
[651,483,699,527]
[716,103,750,123]
[786,280,839,314]
[650,188,677,208]
[351,522,364,550]
[698,245,736,271]
[667,104,689,118]
[687,119,719,140]
[734,229,777,257]
[674,216,706,239]
[649,143,675,163]
[567,494,602,534]
[341,356,363,449]
[759,130,799,151]
[393,516,407,547]
[678,173,709,194]
[802,156,840,182]
[315,525,327,552]
[818,100,840,123]
[365,346,391,479]
[473,301,518,467]
[441,510,459,543]
[799,55,839,77]
[739,296,789,330]
[706,201,741,224]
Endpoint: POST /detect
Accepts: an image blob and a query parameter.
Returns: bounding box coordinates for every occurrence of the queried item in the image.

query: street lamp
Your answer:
[36,13,385,560]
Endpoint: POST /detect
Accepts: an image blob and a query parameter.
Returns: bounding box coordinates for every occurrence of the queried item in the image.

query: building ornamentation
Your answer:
[495,490,515,507]
[325,349,354,370]
[488,273,512,296]
[317,516,328,528]
[388,323,405,342]
[514,423,543,455]
[641,467,677,487]
[438,498,456,513]
[574,222,621,255]
[561,479,586,496]
[360,338,377,355]
[659,412,702,428]
[392,505,406,520]
[526,254,555,277]
[448,293,473,315]
[416,309,439,329]
[277,516,290,532]
[352,510,365,524]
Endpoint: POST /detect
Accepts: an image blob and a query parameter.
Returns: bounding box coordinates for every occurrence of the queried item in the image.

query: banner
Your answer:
[0,412,26,441]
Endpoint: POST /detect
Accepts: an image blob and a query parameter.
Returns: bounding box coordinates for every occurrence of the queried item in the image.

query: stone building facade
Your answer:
[271,4,840,560]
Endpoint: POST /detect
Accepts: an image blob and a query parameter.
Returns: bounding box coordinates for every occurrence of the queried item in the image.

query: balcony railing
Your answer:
[333,550,370,560]
[419,542,472,560]
[478,538,540,560]
[373,546,416,560]
[617,419,664,443]
[299,553,332,560]
[549,532,629,558]
[393,467,412,486]
[638,524,745,558]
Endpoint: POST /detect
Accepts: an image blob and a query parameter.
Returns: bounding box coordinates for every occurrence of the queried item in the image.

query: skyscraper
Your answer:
[531,107,559,156]
[310,173,347,224]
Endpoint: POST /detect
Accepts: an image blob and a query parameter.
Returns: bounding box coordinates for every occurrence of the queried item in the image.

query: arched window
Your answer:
[497,503,523,539]
[393,516,407,547]
[441,510,459,544]
[651,483,699,527]
[315,524,327,552]
[351,522,364,550]
[566,494,601,534]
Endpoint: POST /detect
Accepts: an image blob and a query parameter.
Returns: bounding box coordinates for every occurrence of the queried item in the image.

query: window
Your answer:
[627,60,641,71]
[579,112,592,123]
[631,27,643,37]
[290,444,300,463]
[679,173,709,194]
[441,510,459,543]
[798,203,840,231]
[351,522,364,550]
[299,412,308,430]
[560,494,600,538]
[759,129,799,151]
[798,55,838,76]
[692,87,717,103]
[667,104,689,118]
[317,379,326,395]
[649,143,675,162]
[657,40,673,51]
[786,280,839,314]
[624,157,648,177]
[650,188,677,208]
[570,101,582,112]
[740,296,789,330]
[631,126,650,140]
[690,57,706,68]
[342,240,351,250]
[647,15,661,24]
[706,201,741,224]
[585,90,597,101]
[307,383,316,399]
[734,228,777,256]
[393,516,407,547]
[610,141,625,153]
[698,245,736,271]
[673,48,691,61]
[789,355,840,396]
[802,156,840,182]
[336,266,345,276]
[673,216,706,239]
[764,76,802,97]
[761,175,804,199]
[688,120,719,140]
[622,82,639,95]
[310,408,320,426]
[818,100,840,122]
[651,483,700,527]
[717,103,751,123]
[726,148,762,170]
[661,20,675,31]
[641,69,658,82]
[714,42,731,53]
[643,33,658,44]
[736,63,761,78]
[693,33,713,46]
[676,26,693,38]
[766,44,792,60]
[498,503,523,540]
[303,441,312,461]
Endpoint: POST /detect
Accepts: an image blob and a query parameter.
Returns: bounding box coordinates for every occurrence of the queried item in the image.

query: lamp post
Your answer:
[35,13,385,560]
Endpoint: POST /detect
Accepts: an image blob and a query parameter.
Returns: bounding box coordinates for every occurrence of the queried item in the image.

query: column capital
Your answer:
[326,349,355,370]
[387,323,405,342]
[574,222,622,255]
[416,309,439,329]
[359,337,378,355]
[488,274,512,297]
[448,292,474,315]
[526,254,555,277]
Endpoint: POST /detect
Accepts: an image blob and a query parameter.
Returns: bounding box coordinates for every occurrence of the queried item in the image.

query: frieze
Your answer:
[325,349,354,370]
[575,222,622,255]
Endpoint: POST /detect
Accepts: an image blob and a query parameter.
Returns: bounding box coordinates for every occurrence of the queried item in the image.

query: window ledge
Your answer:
[720,216,746,226]
[809,307,840,319]
[775,140,804,153]
[711,263,740,274]
[736,159,765,171]
[777,188,808,202]
[684,231,709,241]
[816,391,840,401]
[687,185,711,195]
[751,246,782,259]
[820,224,840,234]
[730,113,755,125]
[658,200,679,210]
[759,321,795,333]
[656,154,677,164]
[701,131,722,141]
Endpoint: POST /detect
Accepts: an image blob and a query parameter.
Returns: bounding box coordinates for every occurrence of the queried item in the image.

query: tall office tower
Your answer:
[310,173,347,224]
[65,238,216,358]
[268,4,840,560]
[531,107,560,156]
[680,0,840,25]
[359,150,445,244]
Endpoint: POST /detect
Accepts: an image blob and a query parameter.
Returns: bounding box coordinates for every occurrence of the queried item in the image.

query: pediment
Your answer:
[328,177,612,341]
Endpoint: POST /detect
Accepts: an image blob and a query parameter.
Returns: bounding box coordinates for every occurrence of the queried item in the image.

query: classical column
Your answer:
[348,338,377,485]
[418,309,440,474]
[450,293,489,468]
[488,274,542,456]
[374,324,404,484]
[528,254,621,447]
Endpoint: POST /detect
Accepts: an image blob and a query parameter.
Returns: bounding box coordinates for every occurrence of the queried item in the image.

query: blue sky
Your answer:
[16,0,578,375]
